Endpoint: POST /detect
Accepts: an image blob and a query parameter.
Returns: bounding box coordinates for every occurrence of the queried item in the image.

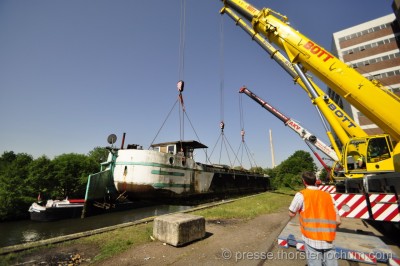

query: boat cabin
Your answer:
[150,140,207,159]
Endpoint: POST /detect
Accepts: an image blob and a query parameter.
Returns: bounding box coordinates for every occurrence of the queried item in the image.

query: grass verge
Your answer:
[193,190,294,220]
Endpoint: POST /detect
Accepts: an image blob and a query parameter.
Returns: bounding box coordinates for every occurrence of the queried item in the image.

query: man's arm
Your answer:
[332,196,342,227]
[336,213,341,227]
[288,192,303,218]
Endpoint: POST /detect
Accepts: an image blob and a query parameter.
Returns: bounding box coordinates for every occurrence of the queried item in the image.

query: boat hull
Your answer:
[29,201,84,222]
[110,149,269,199]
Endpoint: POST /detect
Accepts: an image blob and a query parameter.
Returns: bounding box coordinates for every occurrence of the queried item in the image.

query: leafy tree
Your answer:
[318,167,330,183]
[271,150,316,189]
[0,151,17,174]
[263,167,276,178]
[88,146,109,166]
[27,155,56,199]
[51,153,98,198]
[0,153,33,220]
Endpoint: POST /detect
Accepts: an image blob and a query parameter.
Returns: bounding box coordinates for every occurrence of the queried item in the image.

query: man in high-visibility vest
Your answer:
[289,171,341,266]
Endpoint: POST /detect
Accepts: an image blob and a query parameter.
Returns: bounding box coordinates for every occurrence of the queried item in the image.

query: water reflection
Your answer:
[0,204,192,248]
[22,230,40,243]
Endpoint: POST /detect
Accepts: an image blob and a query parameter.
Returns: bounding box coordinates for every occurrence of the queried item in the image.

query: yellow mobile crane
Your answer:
[220,0,400,223]
[219,0,400,178]
[215,7,368,181]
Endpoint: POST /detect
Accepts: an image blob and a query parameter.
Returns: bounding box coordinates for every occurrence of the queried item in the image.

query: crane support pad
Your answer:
[278,220,400,265]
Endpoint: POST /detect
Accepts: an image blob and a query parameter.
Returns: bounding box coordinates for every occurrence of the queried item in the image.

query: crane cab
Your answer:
[343,135,394,175]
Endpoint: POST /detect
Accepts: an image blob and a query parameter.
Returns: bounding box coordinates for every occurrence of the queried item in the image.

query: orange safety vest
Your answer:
[299,189,337,241]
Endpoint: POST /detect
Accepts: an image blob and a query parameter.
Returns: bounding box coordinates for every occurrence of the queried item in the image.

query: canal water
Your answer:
[0,204,192,248]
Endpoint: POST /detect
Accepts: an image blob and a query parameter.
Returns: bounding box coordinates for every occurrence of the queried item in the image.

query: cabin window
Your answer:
[186,148,194,158]
[167,145,175,154]
[367,137,390,163]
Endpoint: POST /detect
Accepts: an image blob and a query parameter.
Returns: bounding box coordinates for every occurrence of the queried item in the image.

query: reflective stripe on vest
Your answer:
[299,189,337,241]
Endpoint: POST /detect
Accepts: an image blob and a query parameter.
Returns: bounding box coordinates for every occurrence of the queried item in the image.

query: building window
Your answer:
[342,37,399,55]
[339,22,392,42]
[349,52,400,69]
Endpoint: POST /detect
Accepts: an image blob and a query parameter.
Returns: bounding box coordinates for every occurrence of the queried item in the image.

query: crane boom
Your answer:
[219,6,366,147]
[240,86,338,162]
[221,0,400,142]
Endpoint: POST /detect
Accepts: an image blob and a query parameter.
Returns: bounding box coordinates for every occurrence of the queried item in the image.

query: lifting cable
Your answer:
[178,0,186,146]
[219,15,225,127]
[176,0,209,161]
[218,15,228,165]
[176,0,208,160]
[209,15,238,167]
[148,99,179,149]
[215,16,258,170]
[149,0,186,149]
[234,93,259,169]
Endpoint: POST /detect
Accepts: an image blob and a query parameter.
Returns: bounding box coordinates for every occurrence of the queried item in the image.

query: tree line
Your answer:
[0,147,108,221]
[0,148,317,221]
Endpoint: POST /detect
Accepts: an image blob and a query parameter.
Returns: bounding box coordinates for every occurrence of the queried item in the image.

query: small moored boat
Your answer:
[28,198,85,222]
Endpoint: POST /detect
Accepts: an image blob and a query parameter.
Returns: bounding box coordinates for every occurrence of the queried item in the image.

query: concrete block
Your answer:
[153,213,206,246]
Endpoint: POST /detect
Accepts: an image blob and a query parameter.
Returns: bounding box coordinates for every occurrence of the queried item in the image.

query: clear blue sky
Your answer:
[0,0,392,169]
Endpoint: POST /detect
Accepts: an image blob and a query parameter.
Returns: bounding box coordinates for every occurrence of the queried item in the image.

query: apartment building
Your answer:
[328,11,400,136]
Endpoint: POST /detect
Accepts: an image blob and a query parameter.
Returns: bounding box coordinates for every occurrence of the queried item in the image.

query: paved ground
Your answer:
[97,211,400,266]
[97,211,291,266]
